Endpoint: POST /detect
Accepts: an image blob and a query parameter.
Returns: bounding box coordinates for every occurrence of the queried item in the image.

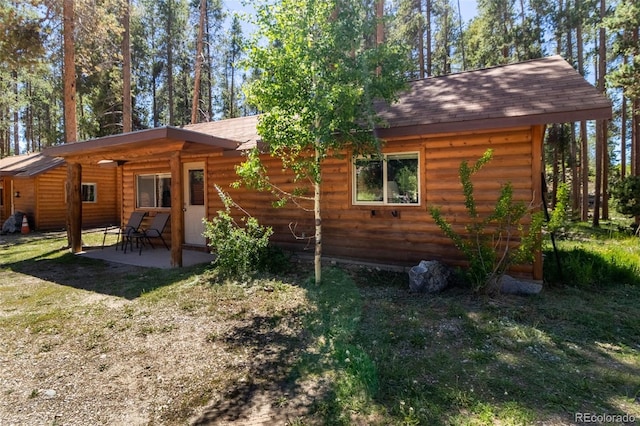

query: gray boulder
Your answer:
[2,215,18,234]
[498,274,543,295]
[409,260,452,293]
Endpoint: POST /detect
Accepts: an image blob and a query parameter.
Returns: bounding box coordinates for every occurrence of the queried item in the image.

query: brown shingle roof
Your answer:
[0,153,65,177]
[43,56,612,160]
[374,55,612,138]
[184,115,261,150]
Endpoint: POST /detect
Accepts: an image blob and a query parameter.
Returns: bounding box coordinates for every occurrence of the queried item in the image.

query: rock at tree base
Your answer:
[409,260,452,293]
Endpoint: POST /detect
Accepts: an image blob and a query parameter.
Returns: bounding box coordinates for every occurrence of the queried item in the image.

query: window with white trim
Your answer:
[353,153,420,205]
[136,174,171,208]
[81,183,97,203]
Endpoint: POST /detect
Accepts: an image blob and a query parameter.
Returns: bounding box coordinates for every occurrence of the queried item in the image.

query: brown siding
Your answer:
[0,164,119,231]
[81,166,119,228]
[12,179,36,223]
[33,165,118,230]
[34,168,65,230]
[206,126,540,279]
[0,177,9,224]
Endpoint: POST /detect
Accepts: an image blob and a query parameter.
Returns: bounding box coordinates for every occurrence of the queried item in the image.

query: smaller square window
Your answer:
[353,153,420,205]
[81,183,97,203]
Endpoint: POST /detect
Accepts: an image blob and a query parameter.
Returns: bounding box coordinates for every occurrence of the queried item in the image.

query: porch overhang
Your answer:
[42,126,240,268]
[43,126,240,163]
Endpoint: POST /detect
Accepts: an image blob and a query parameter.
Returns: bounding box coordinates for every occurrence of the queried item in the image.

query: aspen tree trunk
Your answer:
[191,0,206,124]
[314,147,322,285]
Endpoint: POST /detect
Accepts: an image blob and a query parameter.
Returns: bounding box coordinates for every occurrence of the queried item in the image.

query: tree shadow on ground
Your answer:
[0,233,206,299]
[191,310,327,425]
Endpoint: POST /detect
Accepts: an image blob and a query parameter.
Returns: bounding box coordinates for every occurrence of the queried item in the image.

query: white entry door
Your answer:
[183,162,207,246]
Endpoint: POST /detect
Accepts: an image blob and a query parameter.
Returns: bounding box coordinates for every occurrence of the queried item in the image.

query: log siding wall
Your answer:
[112,125,542,280]
[205,126,542,279]
[5,165,118,231]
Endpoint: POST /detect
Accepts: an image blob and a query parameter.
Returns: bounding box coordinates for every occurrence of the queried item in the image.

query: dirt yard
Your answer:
[0,233,323,425]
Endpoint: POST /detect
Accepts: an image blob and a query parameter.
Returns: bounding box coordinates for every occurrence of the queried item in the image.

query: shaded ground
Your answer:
[0,233,322,425]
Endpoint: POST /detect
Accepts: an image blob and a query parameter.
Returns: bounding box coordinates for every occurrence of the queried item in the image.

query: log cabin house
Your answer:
[43,56,611,279]
[0,152,118,230]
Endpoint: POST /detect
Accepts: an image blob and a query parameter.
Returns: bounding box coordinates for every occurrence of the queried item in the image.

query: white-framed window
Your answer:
[353,152,420,205]
[81,183,97,203]
[136,173,171,208]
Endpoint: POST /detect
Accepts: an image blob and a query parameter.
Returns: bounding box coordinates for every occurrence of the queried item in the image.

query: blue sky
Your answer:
[223,0,479,32]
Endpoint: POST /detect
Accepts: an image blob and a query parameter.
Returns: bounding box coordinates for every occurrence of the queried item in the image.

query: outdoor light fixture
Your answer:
[14,191,20,198]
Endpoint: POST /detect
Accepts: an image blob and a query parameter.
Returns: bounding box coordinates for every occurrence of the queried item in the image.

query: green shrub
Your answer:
[429,149,543,293]
[548,183,570,233]
[203,186,273,279]
[610,175,640,219]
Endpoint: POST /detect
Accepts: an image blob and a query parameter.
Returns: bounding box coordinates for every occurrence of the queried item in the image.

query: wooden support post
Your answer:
[170,152,183,267]
[66,162,82,253]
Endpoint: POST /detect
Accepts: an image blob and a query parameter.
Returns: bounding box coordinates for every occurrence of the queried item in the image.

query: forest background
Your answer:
[1,0,639,225]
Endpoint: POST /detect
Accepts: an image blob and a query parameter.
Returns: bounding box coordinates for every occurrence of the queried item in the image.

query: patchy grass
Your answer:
[0,229,639,425]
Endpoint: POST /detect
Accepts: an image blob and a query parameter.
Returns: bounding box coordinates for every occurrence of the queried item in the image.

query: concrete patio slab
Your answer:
[78,245,215,269]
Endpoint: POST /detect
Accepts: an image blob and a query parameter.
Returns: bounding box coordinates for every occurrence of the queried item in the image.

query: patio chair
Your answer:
[126,212,170,255]
[102,211,147,250]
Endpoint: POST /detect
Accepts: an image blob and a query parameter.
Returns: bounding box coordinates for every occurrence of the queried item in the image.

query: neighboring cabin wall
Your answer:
[207,125,542,280]
[11,179,36,228]
[29,165,118,231]
[0,176,10,224]
[81,165,119,228]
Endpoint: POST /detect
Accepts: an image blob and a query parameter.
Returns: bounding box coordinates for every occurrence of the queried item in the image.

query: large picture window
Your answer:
[353,153,420,205]
[137,174,171,208]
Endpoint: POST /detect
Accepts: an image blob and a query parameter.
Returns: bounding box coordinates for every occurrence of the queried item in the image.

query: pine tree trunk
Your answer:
[122,0,132,133]
[191,0,206,124]
[577,15,589,221]
[167,0,174,126]
[417,0,425,78]
[63,0,81,252]
[621,88,627,179]
[13,72,19,155]
[593,0,606,227]
[426,0,432,76]
[633,28,640,177]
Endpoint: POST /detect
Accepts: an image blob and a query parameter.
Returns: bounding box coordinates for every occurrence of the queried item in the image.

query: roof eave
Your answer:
[375,106,613,139]
[43,126,239,158]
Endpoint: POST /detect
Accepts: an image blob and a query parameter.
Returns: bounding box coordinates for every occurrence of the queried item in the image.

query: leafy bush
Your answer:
[429,149,543,293]
[203,186,274,279]
[547,182,570,234]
